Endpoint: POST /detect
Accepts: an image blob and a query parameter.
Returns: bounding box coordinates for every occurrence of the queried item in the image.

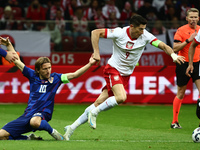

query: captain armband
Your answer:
[151,40,162,48]
[61,74,70,83]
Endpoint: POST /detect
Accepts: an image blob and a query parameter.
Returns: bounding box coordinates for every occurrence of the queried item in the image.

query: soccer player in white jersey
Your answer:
[63,14,185,140]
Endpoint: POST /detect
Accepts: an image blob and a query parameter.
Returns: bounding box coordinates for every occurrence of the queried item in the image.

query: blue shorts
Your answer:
[2,112,51,139]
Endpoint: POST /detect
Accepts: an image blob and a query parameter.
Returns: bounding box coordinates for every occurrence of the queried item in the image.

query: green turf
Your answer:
[0,104,199,150]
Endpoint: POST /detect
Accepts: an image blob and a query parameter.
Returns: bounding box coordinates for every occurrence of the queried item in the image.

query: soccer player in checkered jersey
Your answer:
[186,25,200,127]
[63,14,185,140]
[171,8,200,129]
[0,37,96,140]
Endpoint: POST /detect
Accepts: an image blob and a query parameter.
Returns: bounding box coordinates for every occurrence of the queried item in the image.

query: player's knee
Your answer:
[30,118,41,128]
[116,95,127,104]
[177,91,185,100]
[0,129,9,140]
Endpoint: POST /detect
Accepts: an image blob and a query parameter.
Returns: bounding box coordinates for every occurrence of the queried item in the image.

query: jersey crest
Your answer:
[126,41,134,49]
[48,77,54,83]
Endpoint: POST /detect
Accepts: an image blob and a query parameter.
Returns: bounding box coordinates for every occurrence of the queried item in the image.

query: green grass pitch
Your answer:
[0,103,200,150]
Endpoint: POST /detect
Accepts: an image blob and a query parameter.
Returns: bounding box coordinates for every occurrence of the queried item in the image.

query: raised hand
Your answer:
[0,37,10,46]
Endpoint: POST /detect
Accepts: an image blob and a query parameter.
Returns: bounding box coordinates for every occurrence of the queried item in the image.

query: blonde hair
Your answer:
[186,8,199,16]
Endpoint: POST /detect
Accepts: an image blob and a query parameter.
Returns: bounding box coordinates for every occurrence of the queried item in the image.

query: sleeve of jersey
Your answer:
[61,74,70,84]
[105,27,122,39]
[22,66,34,79]
[194,32,200,45]
[173,29,182,42]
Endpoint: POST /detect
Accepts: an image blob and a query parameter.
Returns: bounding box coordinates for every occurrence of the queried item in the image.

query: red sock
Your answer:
[172,96,182,124]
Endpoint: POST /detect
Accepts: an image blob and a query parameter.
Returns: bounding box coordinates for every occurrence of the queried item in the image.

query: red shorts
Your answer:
[102,64,130,96]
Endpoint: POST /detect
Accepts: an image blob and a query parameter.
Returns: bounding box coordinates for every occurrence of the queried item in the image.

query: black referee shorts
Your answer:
[176,61,200,86]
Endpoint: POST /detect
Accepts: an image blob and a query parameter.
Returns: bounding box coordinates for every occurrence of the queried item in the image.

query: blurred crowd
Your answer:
[0,0,199,51]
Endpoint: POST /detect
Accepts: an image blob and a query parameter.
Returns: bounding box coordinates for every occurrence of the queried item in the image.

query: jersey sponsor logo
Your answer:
[126,41,134,49]
[39,85,47,93]
[48,77,54,83]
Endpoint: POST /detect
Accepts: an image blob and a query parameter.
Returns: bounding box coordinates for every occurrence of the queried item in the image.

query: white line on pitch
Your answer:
[69,140,192,143]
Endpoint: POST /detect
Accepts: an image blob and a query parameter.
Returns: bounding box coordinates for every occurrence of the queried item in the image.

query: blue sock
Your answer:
[38,120,53,134]
[9,135,28,140]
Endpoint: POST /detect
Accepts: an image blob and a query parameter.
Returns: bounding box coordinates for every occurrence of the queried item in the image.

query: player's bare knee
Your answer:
[30,118,41,128]
[116,95,127,104]
[177,94,184,100]
[0,129,9,140]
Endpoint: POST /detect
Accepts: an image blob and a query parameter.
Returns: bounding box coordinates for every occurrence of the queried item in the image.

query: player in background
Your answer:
[0,47,18,63]
[186,29,200,127]
[63,14,185,140]
[171,8,200,129]
[0,37,96,140]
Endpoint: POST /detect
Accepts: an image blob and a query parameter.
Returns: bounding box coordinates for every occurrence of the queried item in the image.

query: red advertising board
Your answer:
[0,65,197,104]
[22,52,175,66]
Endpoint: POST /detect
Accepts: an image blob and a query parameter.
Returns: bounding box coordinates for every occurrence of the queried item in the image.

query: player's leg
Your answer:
[88,64,130,129]
[0,129,35,140]
[171,85,186,129]
[171,63,189,129]
[194,79,200,125]
[91,84,126,115]
[0,129,10,140]
[190,62,200,126]
[30,113,64,140]
[88,84,127,129]
[63,89,109,140]
[0,115,41,140]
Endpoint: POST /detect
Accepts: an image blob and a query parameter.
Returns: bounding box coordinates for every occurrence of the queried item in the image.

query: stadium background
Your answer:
[0,0,199,104]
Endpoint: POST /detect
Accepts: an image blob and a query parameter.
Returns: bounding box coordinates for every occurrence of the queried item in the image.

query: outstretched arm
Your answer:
[157,41,185,65]
[64,55,97,81]
[0,37,25,72]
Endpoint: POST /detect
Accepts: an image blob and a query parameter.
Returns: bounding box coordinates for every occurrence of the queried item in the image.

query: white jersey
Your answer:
[105,26,157,76]
[194,30,200,44]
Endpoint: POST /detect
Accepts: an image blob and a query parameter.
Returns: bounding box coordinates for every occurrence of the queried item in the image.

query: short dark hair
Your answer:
[129,14,147,27]
[35,57,51,73]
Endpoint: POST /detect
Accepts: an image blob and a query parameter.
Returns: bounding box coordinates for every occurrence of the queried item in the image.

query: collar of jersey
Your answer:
[127,27,137,41]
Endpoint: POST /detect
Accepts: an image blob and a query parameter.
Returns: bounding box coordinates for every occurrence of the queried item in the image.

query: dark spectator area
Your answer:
[0,0,199,52]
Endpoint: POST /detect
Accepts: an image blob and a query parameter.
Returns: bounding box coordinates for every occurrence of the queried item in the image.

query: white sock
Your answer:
[51,128,55,135]
[91,96,118,115]
[70,104,95,130]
